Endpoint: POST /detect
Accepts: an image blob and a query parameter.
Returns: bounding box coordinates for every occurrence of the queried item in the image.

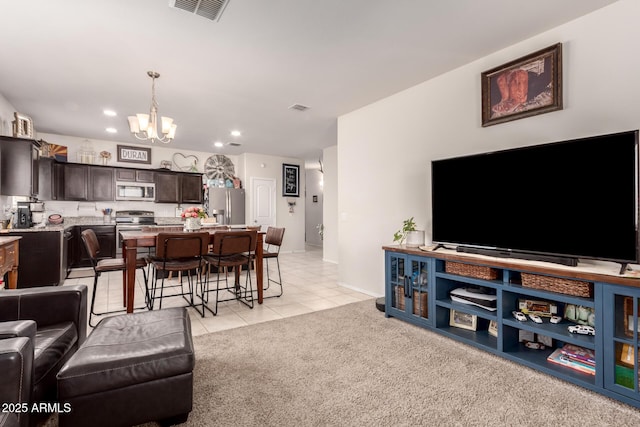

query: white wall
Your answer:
[323,145,338,264]
[305,168,323,246]
[239,153,306,253]
[0,93,16,137]
[337,0,640,297]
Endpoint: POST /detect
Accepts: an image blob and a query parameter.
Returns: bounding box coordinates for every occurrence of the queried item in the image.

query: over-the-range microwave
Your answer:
[115,181,156,201]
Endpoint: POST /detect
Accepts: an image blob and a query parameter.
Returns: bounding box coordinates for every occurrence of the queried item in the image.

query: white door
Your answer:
[250,177,276,229]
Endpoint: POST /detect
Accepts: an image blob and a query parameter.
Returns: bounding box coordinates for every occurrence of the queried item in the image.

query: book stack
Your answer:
[547,344,595,375]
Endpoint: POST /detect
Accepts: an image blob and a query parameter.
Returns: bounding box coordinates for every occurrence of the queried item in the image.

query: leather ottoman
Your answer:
[56,308,195,427]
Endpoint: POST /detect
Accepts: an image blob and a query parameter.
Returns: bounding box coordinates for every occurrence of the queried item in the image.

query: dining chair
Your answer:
[262,227,285,298]
[202,230,257,315]
[81,229,148,327]
[147,232,210,316]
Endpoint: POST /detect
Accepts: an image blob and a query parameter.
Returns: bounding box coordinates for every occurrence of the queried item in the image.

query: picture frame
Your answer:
[488,320,498,337]
[620,343,635,366]
[449,310,478,331]
[117,145,151,164]
[481,43,562,127]
[282,163,300,197]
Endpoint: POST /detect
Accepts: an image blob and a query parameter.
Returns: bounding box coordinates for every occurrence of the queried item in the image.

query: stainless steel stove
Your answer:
[115,210,156,255]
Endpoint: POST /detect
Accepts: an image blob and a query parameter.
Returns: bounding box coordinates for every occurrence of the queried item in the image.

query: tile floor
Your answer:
[62,245,374,336]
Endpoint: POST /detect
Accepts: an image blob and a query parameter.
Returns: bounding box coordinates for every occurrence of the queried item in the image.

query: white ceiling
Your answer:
[0,0,617,162]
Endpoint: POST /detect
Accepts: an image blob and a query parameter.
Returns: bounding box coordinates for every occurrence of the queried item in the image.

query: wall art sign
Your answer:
[117,145,151,164]
[481,43,562,127]
[282,163,300,197]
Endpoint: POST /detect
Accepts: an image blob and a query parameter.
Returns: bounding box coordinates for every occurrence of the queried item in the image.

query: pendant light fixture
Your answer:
[127,71,177,143]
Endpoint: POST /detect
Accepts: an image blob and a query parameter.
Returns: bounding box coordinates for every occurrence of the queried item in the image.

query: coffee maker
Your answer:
[15,202,32,229]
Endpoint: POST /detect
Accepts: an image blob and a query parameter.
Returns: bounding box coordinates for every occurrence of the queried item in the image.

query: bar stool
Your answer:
[202,230,257,315]
[262,227,285,298]
[81,229,148,327]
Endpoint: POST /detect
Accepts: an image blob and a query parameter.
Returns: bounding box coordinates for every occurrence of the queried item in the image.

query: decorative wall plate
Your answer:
[204,154,235,180]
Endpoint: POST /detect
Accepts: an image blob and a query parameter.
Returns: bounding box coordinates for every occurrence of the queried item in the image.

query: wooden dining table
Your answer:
[119,229,264,313]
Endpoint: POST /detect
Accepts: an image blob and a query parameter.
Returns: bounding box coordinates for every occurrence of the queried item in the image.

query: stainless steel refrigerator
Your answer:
[207,188,245,225]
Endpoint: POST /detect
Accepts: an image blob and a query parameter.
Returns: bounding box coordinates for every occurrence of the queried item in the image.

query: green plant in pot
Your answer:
[393,217,416,245]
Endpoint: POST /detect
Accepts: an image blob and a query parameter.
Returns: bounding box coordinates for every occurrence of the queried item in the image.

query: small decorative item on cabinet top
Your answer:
[99,151,112,165]
[12,112,34,138]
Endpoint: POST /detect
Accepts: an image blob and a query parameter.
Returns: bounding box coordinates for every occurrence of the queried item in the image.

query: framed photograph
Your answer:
[117,145,151,164]
[449,310,477,331]
[488,320,498,337]
[282,163,300,197]
[481,43,562,127]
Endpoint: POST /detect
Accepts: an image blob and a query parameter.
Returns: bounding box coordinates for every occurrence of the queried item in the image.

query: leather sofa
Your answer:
[0,285,87,427]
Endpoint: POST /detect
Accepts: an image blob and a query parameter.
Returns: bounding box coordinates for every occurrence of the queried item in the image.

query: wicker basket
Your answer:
[395,286,428,318]
[445,262,498,280]
[521,273,594,298]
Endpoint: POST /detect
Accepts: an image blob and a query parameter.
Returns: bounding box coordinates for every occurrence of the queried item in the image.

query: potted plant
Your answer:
[393,217,424,247]
[181,207,207,231]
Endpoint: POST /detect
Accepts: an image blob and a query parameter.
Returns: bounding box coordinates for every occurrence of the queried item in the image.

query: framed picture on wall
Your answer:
[481,43,563,127]
[282,163,300,197]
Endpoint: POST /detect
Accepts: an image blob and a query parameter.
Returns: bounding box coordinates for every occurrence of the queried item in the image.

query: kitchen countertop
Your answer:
[0,217,241,233]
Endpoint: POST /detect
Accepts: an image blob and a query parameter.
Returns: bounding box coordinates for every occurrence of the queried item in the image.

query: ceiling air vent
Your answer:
[289,103,310,112]
[226,142,242,147]
[170,0,230,21]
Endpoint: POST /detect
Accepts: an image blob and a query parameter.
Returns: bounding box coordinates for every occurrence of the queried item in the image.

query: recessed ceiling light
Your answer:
[105,127,117,133]
[230,130,241,137]
[214,141,224,147]
[103,109,117,117]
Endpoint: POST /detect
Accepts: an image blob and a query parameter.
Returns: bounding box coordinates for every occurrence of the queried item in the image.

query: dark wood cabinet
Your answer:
[155,171,202,204]
[63,163,89,200]
[38,157,58,200]
[155,172,181,203]
[41,161,201,204]
[11,230,63,288]
[73,225,116,268]
[88,166,114,201]
[63,164,114,201]
[115,168,155,183]
[181,173,203,203]
[0,136,39,197]
[115,168,136,182]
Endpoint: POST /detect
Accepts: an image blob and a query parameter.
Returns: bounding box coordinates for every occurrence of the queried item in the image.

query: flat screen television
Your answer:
[431,130,639,271]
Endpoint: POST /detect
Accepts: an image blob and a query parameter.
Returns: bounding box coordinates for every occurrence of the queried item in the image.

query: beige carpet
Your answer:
[47,300,640,426]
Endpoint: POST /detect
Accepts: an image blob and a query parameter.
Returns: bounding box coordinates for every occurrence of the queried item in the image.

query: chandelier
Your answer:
[127,71,177,143]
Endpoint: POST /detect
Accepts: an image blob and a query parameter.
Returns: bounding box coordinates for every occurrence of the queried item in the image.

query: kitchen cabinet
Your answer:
[11,230,64,287]
[0,136,39,197]
[88,166,114,201]
[155,171,203,204]
[155,172,180,203]
[63,163,89,200]
[115,168,155,183]
[181,173,203,203]
[38,157,63,200]
[73,225,116,268]
[39,161,201,203]
[63,164,114,201]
